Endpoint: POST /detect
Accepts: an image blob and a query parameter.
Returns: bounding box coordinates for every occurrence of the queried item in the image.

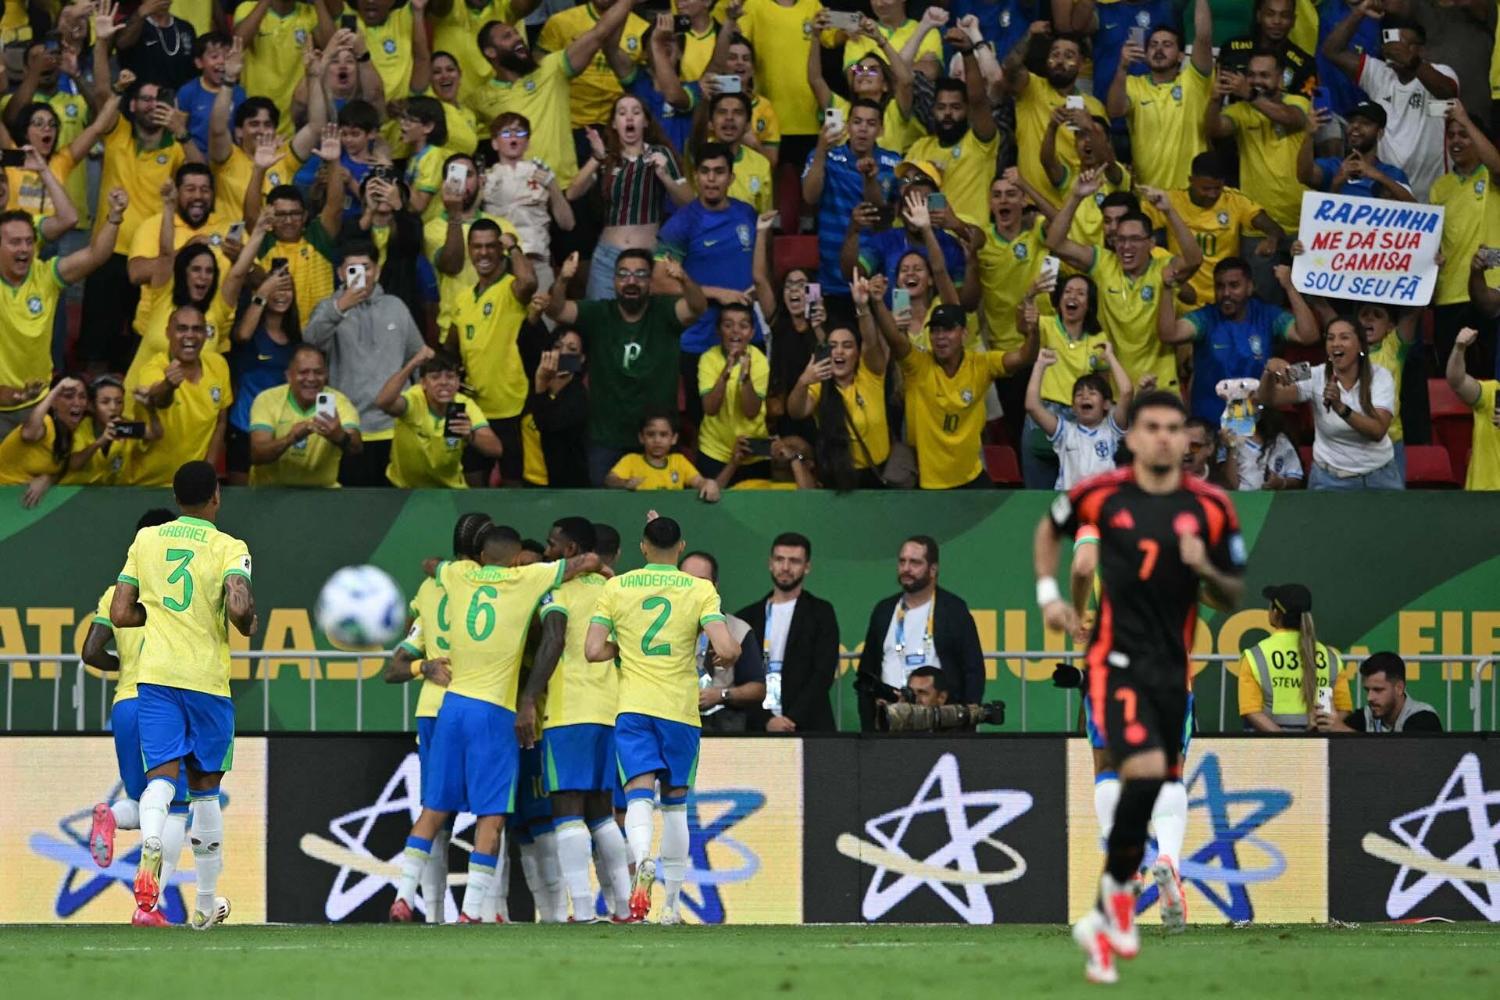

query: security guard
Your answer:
[1238,583,1351,732]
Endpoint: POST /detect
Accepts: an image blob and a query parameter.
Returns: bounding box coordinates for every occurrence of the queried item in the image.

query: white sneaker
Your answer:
[1072,910,1118,985]
[1098,875,1140,959]
[190,896,231,931]
[1152,857,1187,933]
[657,909,682,926]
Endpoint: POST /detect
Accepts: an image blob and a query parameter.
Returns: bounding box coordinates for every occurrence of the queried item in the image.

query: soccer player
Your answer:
[383,511,493,923]
[111,461,257,932]
[585,515,739,923]
[84,507,182,927]
[517,517,634,923]
[1034,391,1245,983]
[388,527,604,923]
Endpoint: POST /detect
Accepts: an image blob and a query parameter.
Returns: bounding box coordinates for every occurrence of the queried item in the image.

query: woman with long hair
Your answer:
[806,16,919,153]
[568,94,692,299]
[1258,315,1400,490]
[123,207,261,392]
[1239,584,1351,732]
[65,375,160,486]
[1018,272,1111,487]
[226,263,302,484]
[751,211,824,441]
[786,273,892,490]
[0,375,86,507]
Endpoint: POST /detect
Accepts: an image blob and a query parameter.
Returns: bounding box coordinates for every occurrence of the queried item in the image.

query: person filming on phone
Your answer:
[304,242,426,486]
[247,344,361,488]
[375,346,502,490]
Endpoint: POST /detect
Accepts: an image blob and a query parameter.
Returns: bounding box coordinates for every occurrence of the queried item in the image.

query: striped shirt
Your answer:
[596,145,684,227]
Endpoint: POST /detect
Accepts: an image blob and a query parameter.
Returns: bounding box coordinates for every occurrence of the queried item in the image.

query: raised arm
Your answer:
[1447,326,1484,406]
[375,346,434,417]
[801,121,839,207]
[751,210,778,317]
[57,189,126,285]
[852,274,890,375]
[1190,0,1214,76]
[1044,172,1101,271]
[545,252,581,325]
[209,40,244,165]
[1025,349,1061,436]
[564,0,640,75]
[1321,0,1372,81]
[1276,264,1320,344]
[950,26,995,141]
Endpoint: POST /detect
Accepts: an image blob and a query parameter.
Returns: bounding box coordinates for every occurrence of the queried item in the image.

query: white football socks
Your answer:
[422,829,449,923]
[461,851,497,921]
[518,841,550,921]
[1093,776,1121,848]
[554,819,594,920]
[659,801,689,916]
[396,836,432,907]
[480,830,507,922]
[156,810,186,906]
[534,830,565,923]
[1151,781,1189,868]
[188,797,224,917]
[592,818,632,918]
[139,778,174,843]
[624,797,655,866]
[110,798,140,830]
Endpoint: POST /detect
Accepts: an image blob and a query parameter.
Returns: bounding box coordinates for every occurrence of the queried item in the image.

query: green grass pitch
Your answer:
[2,923,1496,999]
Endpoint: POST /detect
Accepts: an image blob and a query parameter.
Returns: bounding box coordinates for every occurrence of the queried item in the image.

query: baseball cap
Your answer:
[1349,102,1388,128]
[895,160,943,186]
[929,304,967,330]
[1262,583,1312,617]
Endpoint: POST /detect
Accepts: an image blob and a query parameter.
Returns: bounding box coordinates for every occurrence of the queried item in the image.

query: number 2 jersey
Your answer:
[590,563,724,727]
[117,515,252,697]
[438,559,565,709]
[1050,468,1245,689]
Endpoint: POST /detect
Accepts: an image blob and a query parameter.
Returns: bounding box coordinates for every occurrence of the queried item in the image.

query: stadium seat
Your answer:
[1405,444,1459,488]
[1428,378,1474,482]
[776,163,805,236]
[773,235,819,280]
[984,444,1021,485]
[1298,445,1313,480]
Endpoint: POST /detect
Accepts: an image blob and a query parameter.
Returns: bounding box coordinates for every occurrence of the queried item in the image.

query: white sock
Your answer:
[554,819,594,920]
[592,818,632,918]
[624,797,655,866]
[396,836,432,907]
[138,778,174,843]
[518,841,548,922]
[461,851,497,920]
[495,838,511,922]
[480,830,506,922]
[155,810,186,907]
[659,801,689,915]
[189,797,224,917]
[421,829,449,923]
[594,839,615,916]
[1093,776,1121,849]
[1151,781,1189,867]
[534,830,565,923]
[111,798,140,830]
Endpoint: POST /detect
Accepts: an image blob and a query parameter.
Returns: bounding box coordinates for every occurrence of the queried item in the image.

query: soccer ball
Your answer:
[315,565,406,648]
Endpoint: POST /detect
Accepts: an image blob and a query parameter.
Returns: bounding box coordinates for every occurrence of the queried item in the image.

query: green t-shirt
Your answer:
[575,294,684,449]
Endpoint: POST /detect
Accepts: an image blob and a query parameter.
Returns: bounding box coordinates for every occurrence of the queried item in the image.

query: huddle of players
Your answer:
[1034,389,1247,985]
[386,509,737,924]
[83,460,257,930]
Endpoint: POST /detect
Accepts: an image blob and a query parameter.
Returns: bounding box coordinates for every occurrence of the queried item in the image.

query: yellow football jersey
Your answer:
[539,573,615,727]
[94,585,146,704]
[904,129,1000,227]
[397,575,461,720]
[1468,381,1500,491]
[0,258,67,411]
[386,385,488,489]
[1123,67,1211,190]
[976,218,1047,354]
[537,3,648,128]
[451,274,529,420]
[898,347,1009,489]
[118,516,251,698]
[1147,187,1263,305]
[1222,95,1311,233]
[438,559,565,709]
[590,564,724,727]
[1088,248,1177,389]
[608,452,702,490]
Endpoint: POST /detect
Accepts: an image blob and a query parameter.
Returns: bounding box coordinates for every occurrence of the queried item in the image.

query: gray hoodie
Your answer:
[304,286,425,437]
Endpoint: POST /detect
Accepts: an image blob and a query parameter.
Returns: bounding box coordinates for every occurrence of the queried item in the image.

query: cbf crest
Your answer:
[737,224,751,248]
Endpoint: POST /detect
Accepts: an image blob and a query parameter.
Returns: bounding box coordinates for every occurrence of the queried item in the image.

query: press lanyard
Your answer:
[762,599,784,675]
[893,598,933,660]
[762,599,784,716]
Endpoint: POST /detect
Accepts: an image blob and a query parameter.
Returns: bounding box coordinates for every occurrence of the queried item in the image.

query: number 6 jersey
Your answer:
[438,559,566,709]
[117,515,251,696]
[590,563,725,727]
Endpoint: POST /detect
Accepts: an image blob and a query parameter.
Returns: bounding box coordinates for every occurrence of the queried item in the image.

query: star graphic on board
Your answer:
[666,789,766,924]
[28,781,189,923]
[1136,753,1291,922]
[835,753,1032,924]
[1362,753,1500,920]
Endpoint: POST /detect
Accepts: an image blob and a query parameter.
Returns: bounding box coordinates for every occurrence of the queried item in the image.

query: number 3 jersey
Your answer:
[438,559,565,709]
[1050,468,1245,688]
[590,563,725,727]
[117,515,251,697]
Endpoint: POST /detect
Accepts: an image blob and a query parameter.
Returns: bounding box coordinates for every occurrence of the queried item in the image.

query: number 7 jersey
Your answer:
[117,515,252,697]
[590,563,725,727]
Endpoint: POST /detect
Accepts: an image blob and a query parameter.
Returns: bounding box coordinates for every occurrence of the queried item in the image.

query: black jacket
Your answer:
[855,588,985,731]
[735,590,840,732]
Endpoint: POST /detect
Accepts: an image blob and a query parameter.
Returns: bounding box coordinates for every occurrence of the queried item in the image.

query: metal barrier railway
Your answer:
[3,651,1495,734]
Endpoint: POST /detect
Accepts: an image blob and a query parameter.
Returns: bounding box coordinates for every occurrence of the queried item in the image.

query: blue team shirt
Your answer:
[229,325,295,432]
[657,197,761,354]
[295,150,374,222]
[948,0,1029,66]
[1185,298,1294,422]
[1316,0,1378,117]
[1092,0,1177,102]
[804,143,901,295]
[176,77,244,158]
[1312,155,1410,199]
[858,227,967,304]
[628,70,699,154]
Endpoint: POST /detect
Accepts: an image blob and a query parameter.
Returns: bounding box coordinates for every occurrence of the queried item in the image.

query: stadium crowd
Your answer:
[0,0,1498,502]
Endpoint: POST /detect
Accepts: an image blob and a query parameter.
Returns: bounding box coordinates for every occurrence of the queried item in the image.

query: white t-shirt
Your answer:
[480,160,553,256]
[1358,56,1459,200]
[1234,434,1304,489]
[881,596,940,688]
[1295,364,1396,475]
[764,597,796,672]
[1050,416,1126,490]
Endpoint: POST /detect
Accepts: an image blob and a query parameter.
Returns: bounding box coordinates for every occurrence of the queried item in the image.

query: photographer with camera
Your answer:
[854,536,985,732]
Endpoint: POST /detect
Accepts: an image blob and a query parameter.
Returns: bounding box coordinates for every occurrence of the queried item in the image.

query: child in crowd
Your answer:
[604,412,721,501]
[1024,343,1138,490]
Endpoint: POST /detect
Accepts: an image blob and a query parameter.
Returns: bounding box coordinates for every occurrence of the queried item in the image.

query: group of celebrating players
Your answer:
[78,406,1242,984]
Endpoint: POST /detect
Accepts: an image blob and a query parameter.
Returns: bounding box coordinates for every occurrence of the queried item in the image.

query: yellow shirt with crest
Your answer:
[539,573,616,727]
[438,559,566,709]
